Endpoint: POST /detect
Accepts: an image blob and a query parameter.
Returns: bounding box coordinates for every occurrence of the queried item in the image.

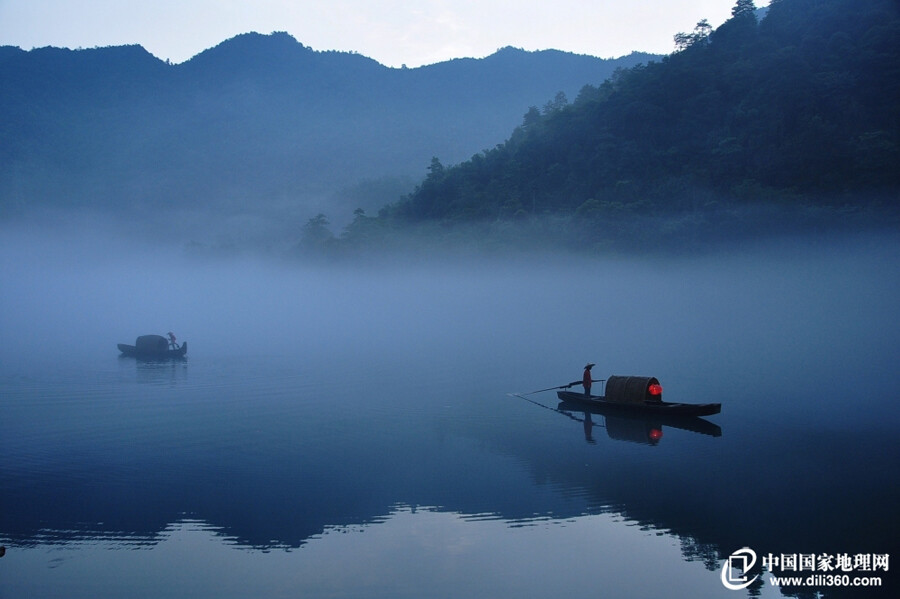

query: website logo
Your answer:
[722,547,759,590]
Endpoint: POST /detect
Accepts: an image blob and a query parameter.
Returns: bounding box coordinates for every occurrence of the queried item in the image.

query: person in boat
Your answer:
[167,332,179,350]
[583,363,595,396]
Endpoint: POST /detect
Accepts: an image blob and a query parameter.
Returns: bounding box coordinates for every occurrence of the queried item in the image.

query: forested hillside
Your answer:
[332,0,898,254]
[0,34,651,240]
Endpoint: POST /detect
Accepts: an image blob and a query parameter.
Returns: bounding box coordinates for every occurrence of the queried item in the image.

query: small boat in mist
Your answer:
[556,375,720,417]
[117,333,187,359]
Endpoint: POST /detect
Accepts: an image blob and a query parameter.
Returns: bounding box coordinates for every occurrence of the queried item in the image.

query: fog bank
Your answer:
[2,222,897,410]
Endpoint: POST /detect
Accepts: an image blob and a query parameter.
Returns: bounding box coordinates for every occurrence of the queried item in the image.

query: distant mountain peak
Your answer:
[217,31,305,50]
[181,30,388,76]
[0,30,664,233]
[187,31,308,63]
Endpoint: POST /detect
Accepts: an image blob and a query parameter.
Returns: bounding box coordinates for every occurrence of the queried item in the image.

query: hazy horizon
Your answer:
[0,0,770,68]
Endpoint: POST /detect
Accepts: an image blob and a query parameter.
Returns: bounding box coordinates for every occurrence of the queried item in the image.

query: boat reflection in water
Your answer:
[557,400,722,445]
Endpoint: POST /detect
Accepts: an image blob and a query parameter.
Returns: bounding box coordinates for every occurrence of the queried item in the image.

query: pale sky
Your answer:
[0,1,768,68]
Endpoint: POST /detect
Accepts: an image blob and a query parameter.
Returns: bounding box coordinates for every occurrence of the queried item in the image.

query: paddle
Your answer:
[521,381,583,395]
[521,379,606,395]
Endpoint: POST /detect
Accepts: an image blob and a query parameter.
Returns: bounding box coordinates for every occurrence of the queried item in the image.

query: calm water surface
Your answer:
[1,234,898,598]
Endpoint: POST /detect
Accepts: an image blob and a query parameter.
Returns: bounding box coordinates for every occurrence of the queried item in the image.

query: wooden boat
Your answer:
[554,375,720,417]
[118,334,187,359]
[557,390,720,417]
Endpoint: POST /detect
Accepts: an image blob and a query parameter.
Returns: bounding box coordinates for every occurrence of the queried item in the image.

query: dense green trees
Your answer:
[326,0,898,254]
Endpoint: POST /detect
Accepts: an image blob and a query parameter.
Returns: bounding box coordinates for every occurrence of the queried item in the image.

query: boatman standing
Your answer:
[583,363,595,396]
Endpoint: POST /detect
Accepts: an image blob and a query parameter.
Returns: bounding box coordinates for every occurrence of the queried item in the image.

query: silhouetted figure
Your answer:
[167,332,179,350]
[583,363,595,396]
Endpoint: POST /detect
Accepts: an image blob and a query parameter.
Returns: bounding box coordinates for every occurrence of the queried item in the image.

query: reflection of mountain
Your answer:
[1,376,897,598]
[0,379,580,549]
[486,394,899,598]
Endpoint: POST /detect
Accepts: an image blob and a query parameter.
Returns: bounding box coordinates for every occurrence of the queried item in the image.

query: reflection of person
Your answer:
[583,412,596,444]
[583,363,595,396]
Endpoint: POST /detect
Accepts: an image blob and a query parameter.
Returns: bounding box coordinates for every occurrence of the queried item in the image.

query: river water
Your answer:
[1,232,897,598]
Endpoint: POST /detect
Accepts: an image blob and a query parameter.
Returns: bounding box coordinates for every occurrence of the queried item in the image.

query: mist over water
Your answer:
[2,220,898,598]
[3,222,898,450]
[3,221,896,389]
